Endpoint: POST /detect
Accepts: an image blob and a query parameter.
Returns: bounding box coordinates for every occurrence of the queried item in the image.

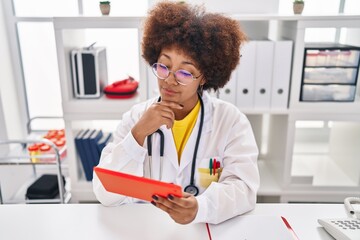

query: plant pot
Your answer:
[100,4,111,15]
[293,2,304,15]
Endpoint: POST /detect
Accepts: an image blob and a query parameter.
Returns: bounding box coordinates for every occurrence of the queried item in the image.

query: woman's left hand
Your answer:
[151,192,198,224]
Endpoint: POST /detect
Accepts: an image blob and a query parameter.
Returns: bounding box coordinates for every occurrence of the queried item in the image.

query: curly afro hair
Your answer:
[142,1,247,91]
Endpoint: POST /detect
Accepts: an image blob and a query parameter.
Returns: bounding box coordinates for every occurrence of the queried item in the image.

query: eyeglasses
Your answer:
[151,63,201,86]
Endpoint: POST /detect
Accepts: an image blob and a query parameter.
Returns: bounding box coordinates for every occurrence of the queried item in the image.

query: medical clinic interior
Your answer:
[1,0,360,240]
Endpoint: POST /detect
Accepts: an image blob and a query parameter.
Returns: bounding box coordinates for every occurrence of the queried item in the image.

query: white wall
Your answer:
[0,0,24,140]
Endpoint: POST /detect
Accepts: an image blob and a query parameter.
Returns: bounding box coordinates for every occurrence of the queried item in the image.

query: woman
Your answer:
[93,1,259,225]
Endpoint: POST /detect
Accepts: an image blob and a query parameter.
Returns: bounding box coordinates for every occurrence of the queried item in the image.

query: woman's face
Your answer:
[156,46,204,110]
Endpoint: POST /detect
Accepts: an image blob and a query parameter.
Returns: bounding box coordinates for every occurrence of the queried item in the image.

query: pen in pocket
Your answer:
[213,158,217,175]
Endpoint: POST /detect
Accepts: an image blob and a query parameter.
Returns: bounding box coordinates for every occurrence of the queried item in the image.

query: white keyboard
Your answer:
[318,218,360,240]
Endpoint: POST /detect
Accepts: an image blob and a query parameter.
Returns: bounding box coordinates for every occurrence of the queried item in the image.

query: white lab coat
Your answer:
[93,92,260,224]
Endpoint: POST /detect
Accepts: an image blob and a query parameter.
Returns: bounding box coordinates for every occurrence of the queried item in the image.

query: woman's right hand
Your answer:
[131,101,183,146]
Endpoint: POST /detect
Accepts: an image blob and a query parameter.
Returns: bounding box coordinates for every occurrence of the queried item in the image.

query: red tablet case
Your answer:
[103,77,138,99]
[94,167,182,202]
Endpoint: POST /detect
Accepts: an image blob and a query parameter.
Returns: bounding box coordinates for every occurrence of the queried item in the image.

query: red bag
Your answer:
[103,77,139,99]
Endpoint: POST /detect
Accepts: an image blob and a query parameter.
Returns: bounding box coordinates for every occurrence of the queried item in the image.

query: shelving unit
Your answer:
[54,17,147,202]
[279,16,360,202]
[54,14,360,203]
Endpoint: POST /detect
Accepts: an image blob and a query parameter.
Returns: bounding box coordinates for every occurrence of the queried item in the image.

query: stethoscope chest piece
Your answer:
[184,185,199,196]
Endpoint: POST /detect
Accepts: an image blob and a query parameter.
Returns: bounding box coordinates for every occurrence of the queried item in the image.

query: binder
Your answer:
[81,129,96,180]
[97,132,113,155]
[271,41,293,109]
[89,129,103,167]
[218,71,237,105]
[254,41,274,109]
[74,129,93,181]
[236,41,256,109]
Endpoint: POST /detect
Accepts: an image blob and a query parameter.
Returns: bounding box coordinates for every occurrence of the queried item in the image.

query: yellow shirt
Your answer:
[171,100,200,163]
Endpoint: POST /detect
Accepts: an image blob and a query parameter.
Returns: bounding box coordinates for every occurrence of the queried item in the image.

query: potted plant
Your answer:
[99,1,111,16]
[293,0,304,14]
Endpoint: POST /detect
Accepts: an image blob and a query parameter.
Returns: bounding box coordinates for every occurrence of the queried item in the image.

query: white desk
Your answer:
[0,203,348,240]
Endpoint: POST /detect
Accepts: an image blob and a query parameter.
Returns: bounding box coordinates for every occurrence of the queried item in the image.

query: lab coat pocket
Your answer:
[198,168,219,188]
[197,157,223,189]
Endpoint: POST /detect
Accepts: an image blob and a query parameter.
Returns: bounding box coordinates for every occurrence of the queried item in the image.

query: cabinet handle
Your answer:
[242,88,248,94]
[277,88,283,94]
[225,89,231,94]
[260,88,266,94]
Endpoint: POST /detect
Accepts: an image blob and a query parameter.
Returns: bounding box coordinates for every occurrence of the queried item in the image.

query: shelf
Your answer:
[0,145,68,166]
[291,154,358,187]
[304,66,358,69]
[70,180,97,203]
[241,109,290,115]
[54,16,143,29]
[4,176,71,204]
[0,135,67,166]
[53,14,360,24]
[62,94,143,120]
[230,14,360,21]
[256,160,282,196]
[288,103,360,116]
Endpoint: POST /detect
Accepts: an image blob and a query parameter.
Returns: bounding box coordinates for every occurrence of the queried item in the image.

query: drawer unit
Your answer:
[300,43,360,102]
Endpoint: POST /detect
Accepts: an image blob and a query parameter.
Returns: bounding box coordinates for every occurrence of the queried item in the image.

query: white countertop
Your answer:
[0,203,349,240]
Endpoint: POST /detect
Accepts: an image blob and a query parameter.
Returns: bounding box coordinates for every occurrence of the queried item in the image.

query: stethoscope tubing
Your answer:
[147,129,164,179]
[146,93,204,195]
[189,96,204,187]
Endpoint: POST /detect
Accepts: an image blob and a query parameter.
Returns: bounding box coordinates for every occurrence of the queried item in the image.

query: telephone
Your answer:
[318,197,360,240]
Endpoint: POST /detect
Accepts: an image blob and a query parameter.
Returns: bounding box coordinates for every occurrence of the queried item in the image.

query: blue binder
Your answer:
[81,129,96,180]
[74,129,92,181]
[89,129,103,167]
[97,132,113,155]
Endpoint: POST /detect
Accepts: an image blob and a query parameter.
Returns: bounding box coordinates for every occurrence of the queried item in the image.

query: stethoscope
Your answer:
[146,94,204,196]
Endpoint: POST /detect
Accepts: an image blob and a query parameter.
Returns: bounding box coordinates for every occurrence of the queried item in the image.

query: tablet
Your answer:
[94,167,183,202]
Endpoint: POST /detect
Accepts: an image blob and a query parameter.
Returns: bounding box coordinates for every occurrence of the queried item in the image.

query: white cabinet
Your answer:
[54,15,360,203]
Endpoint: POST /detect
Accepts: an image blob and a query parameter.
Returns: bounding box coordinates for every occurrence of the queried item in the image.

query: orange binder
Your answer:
[94,167,183,202]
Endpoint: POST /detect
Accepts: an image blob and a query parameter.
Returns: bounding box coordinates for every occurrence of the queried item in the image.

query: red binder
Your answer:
[94,167,182,202]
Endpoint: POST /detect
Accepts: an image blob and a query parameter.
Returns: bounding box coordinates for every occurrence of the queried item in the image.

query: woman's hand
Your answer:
[151,192,198,224]
[131,101,183,146]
